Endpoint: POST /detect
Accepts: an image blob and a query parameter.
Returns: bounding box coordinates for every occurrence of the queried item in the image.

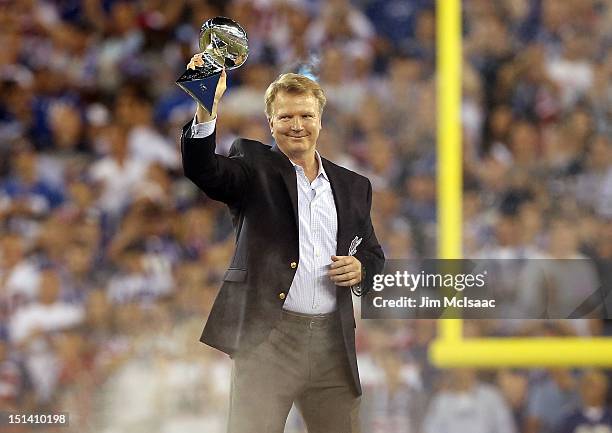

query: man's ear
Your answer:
[268,117,274,134]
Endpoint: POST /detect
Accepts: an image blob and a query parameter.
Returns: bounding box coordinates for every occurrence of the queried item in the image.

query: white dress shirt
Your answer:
[191,117,338,313]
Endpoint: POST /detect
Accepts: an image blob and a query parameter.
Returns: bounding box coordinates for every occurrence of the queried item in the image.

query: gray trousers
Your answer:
[227,310,361,433]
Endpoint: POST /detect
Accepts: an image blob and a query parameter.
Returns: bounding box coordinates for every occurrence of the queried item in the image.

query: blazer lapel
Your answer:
[270,144,299,228]
[321,158,350,256]
[269,146,350,256]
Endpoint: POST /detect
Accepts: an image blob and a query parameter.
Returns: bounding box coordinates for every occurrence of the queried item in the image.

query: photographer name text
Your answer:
[370,270,496,309]
[372,295,495,308]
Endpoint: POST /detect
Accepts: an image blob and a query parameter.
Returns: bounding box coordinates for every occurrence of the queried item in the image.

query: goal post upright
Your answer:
[431,0,612,367]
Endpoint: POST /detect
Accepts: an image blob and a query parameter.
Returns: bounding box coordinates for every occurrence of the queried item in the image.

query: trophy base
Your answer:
[176,69,222,115]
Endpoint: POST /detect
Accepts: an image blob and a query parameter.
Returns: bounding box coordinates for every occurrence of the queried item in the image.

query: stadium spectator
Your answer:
[557,369,612,433]
[88,123,149,216]
[423,368,517,433]
[525,369,580,433]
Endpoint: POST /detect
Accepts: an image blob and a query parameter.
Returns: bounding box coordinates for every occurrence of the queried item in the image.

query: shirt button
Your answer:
[279,292,286,300]
[290,261,297,269]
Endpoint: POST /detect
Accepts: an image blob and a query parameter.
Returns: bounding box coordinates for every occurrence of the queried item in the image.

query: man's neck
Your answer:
[286,152,319,183]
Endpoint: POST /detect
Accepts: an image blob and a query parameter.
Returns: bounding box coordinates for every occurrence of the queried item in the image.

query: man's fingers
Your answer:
[330,271,358,282]
[187,54,205,70]
[329,256,353,269]
[328,254,362,287]
[328,264,356,276]
[335,278,360,287]
[328,255,361,285]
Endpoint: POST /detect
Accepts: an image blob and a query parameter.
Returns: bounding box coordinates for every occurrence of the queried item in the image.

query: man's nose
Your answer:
[291,117,303,130]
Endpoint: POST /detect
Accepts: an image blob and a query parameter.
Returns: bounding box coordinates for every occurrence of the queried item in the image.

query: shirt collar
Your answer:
[289,151,329,182]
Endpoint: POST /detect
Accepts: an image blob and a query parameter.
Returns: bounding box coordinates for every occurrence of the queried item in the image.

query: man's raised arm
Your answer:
[181,55,250,206]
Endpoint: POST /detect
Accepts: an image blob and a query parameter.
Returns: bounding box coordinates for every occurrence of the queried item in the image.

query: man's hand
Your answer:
[328,255,362,287]
[187,53,227,122]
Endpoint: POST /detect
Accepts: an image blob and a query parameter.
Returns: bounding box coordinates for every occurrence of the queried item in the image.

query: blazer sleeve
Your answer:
[180,120,251,207]
[353,179,385,297]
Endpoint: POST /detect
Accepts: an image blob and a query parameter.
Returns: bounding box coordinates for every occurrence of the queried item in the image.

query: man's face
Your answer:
[268,91,322,160]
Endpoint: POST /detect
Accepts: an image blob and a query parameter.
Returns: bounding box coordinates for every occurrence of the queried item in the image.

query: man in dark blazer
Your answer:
[181,56,384,433]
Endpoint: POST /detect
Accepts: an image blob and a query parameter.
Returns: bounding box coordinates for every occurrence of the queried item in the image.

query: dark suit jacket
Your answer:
[181,122,385,395]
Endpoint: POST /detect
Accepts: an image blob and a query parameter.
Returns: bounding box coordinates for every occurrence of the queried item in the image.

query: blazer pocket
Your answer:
[223,268,248,282]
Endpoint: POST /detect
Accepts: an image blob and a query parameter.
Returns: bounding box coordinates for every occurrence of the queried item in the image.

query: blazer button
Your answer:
[279,292,286,300]
[290,261,297,269]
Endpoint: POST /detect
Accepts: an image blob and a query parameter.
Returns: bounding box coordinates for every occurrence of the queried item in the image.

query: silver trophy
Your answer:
[176,17,249,114]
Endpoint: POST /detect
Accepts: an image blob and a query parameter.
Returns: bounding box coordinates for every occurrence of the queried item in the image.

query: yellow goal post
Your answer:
[432,0,612,368]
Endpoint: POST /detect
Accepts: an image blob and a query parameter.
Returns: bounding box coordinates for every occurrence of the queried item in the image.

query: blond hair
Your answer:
[264,73,326,119]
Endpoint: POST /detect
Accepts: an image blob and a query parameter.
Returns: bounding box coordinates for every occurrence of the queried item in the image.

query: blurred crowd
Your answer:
[0,0,610,432]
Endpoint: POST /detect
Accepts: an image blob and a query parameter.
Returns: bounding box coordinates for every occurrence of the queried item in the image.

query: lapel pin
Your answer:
[348,236,362,256]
